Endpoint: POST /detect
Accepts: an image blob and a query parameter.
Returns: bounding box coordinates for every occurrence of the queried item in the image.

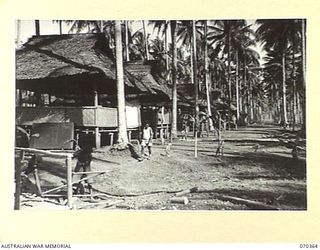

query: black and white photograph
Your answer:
[14,19,306,211]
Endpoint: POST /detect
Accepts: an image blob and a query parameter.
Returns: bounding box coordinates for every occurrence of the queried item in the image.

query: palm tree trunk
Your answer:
[192,20,199,158]
[165,21,169,82]
[282,52,288,127]
[125,21,130,62]
[249,81,254,123]
[227,30,232,129]
[170,20,178,140]
[204,21,213,130]
[35,20,40,36]
[227,31,232,102]
[142,20,150,61]
[292,35,296,131]
[115,21,129,145]
[244,58,248,117]
[301,19,306,130]
[239,63,242,115]
[235,50,240,122]
[190,43,194,85]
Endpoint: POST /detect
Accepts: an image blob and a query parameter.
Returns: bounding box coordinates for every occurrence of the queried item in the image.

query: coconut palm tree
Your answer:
[192,20,199,157]
[142,20,150,60]
[170,20,178,139]
[301,19,306,131]
[150,20,171,75]
[207,20,254,127]
[115,20,129,145]
[256,19,300,127]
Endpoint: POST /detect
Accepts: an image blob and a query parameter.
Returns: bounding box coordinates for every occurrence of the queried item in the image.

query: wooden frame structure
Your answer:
[15,147,108,209]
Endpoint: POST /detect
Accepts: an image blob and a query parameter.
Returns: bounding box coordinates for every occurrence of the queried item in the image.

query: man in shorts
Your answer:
[141,122,154,159]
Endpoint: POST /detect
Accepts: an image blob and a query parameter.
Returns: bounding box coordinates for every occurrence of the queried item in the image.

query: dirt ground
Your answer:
[18,126,307,210]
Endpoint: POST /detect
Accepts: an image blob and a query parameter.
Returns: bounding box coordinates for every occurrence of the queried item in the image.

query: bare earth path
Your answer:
[20,126,306,210]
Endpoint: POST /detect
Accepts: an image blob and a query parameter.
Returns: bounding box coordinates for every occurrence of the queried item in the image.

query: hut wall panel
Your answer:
[126,105,141,128]
[96,107,118,127]
[16,106,141,128]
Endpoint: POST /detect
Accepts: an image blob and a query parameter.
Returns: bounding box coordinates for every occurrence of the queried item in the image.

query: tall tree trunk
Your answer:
[190,43,194,84]
[227,31,232,102]
[204,21,213,130]
[277,89,281,124]
[249,80,254,123]
[301,19,306,131]
[115,21,129,145]
[244,58,248,117]
[227,30,232,129]
[125,21,130,62]
[292,35,296,131]
[235,50,240,121]
[35,20,40,36]
[297,92,301,124]
[282,52,288,127]
[239,62,242,115]
[165,21,169,82]
[142,20,150,60]
[170,20,178,140]
[192,20,199,158]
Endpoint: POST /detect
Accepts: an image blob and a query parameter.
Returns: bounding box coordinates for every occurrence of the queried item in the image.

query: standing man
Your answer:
[141,122,154,159]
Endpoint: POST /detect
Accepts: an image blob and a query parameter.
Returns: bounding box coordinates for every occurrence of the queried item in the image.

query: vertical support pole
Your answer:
[34,169,42,196]
[194,128,198,158]
[128,130,132,143]
[161,106,165,145]
[66,155,73,209]
[95,127,101,149]
[109,133,114,146]
[94,90,99,107]
[48,94,52,105]
[14,150,24,210]
[93,89,100,148]
[18,89,22,107]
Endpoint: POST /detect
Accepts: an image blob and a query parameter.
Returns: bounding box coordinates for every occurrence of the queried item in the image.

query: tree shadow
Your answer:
[196,187,306,210]
[224,152,306,180]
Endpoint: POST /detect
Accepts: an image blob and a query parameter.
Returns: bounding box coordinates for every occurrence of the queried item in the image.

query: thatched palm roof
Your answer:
[16,33,170,99]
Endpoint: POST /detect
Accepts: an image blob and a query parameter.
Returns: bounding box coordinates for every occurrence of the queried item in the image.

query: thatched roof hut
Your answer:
[16,33,170,102]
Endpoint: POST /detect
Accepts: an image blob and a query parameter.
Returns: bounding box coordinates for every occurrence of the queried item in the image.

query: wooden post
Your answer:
[194,128,198,158]
[93,90,101,148]
[128,130,132,143]
[35,20,40,36]
[66,155,73,208]
[161,106,165,145]
[18,89,22,107]
[94,90,99,107]
[95,127,101,149]
[48,94,52,105]
[34,169,42,196]
[14,150,24,210]
[109,132,114,146]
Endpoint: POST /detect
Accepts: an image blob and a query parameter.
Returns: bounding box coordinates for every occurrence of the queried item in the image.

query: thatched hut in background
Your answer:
[16,33,170,148]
